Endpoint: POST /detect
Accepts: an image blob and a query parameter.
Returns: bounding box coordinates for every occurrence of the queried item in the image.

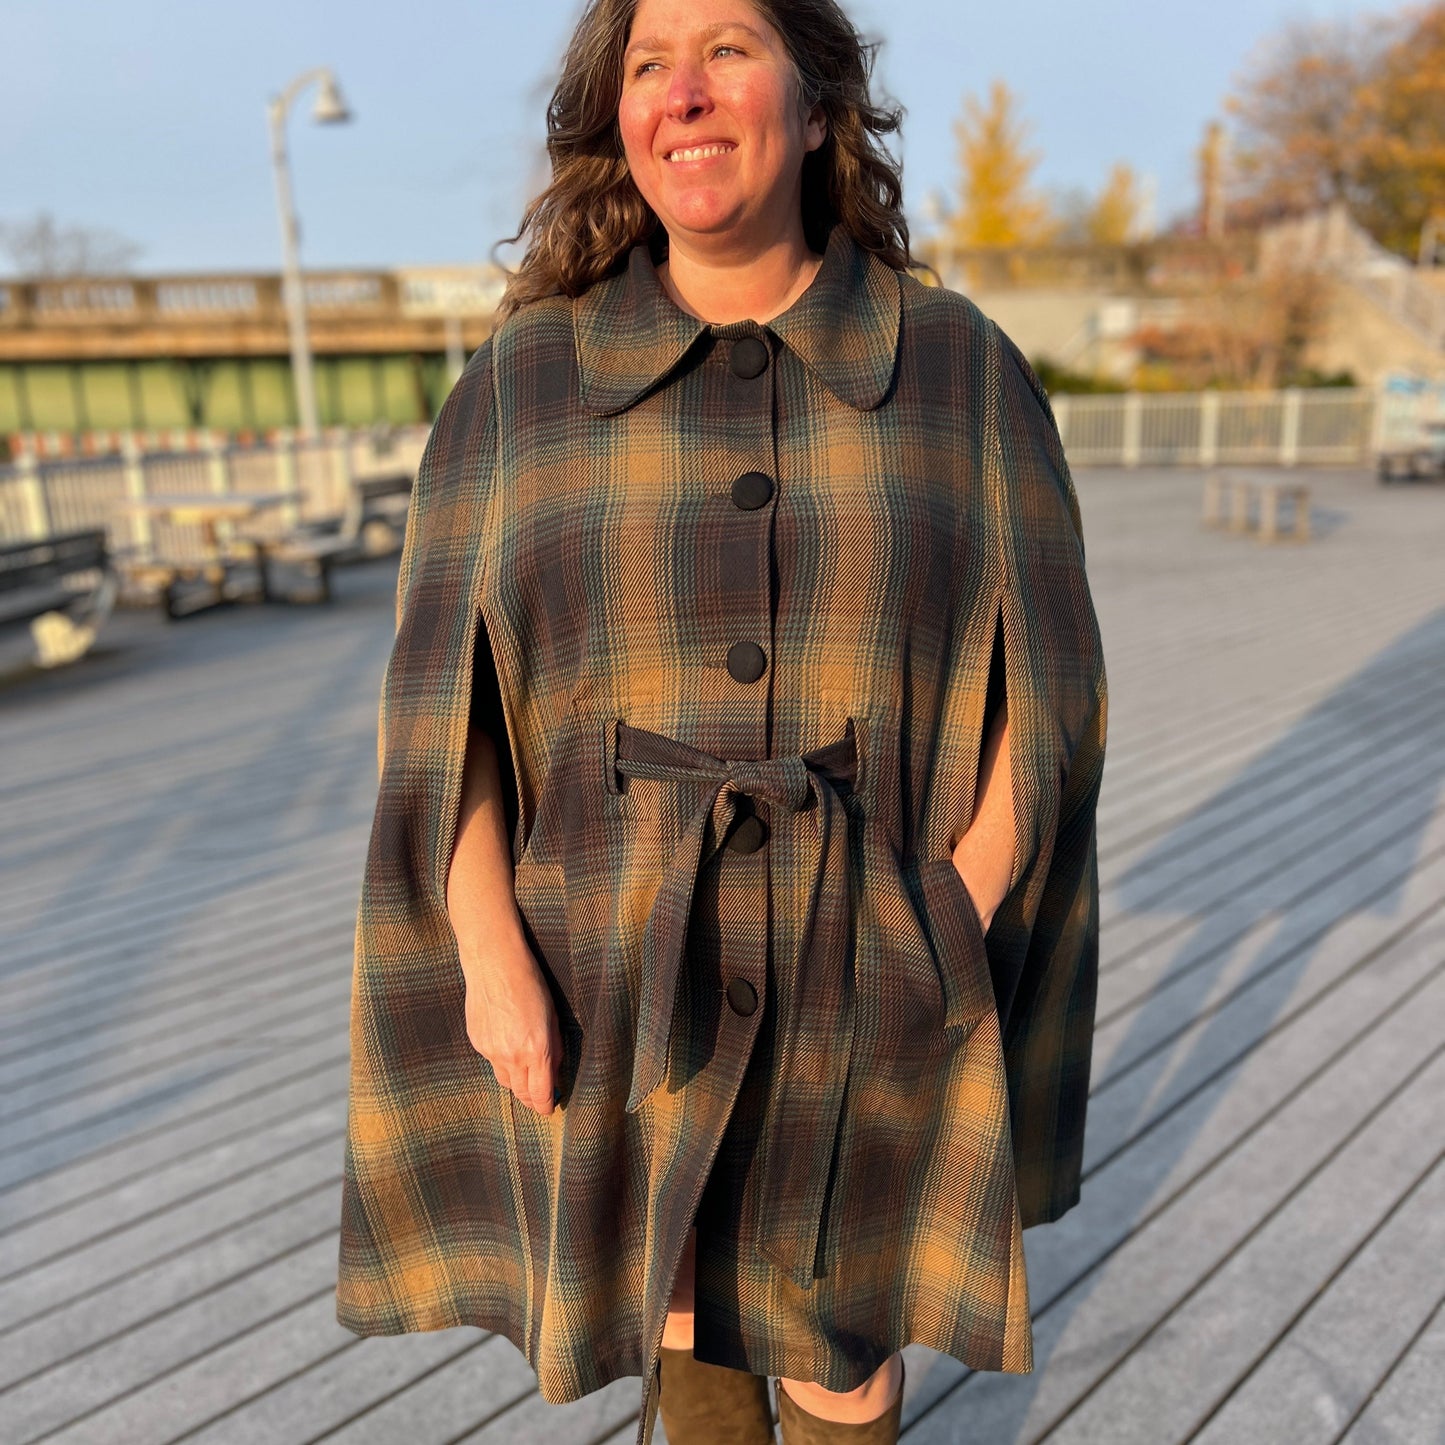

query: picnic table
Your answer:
[247,470,414,604]
[118,491,302,619]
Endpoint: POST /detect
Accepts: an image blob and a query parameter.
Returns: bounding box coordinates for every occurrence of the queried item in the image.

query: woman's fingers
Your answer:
[461,956,563,1116]
[527,1000,564,1115]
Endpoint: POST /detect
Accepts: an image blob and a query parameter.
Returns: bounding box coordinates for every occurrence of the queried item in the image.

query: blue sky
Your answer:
[2,0,1392,275]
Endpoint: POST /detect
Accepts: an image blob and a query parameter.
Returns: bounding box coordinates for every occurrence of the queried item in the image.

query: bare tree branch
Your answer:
[0,212,144,278]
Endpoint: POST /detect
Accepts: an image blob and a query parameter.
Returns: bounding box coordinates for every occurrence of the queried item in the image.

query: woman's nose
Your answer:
[665,63,712,121]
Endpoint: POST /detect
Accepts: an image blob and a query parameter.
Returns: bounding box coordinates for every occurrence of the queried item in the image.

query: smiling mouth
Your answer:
[665,143,737,162]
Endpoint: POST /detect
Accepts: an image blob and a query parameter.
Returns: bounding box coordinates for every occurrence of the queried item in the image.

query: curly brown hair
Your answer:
[494,0,914,319]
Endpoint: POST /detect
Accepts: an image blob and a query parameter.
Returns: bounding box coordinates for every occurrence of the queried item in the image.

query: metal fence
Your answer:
[1051,388,1380,468]
[0,425,431,551]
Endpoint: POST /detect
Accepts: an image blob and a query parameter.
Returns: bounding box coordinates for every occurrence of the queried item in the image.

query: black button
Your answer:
[726,977,758,1015]
[727,813,768,853]
[727,640,767,682]
[732,471,773,510]
[729,337,769,379]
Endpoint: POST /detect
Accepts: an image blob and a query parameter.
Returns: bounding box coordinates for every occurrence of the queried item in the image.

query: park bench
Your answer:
[1202,473,1312,543]
[0,528,118,667]
[251,470,413,604]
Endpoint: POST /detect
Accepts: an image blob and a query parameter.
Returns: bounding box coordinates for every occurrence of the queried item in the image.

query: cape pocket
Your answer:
[912,854,997,1034]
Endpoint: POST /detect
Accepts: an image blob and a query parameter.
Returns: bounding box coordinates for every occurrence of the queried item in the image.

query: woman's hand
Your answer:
[461,939,562,1118]
[447,724,562,1117]
[951,701,1015,934]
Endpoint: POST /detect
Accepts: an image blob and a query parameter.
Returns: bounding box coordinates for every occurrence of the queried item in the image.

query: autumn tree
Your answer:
[1225,18,1378,222]
[1352,3,1445,257]
[948,80,1053,248]
[1224,2,1445,258]
[1087,162,1141,245]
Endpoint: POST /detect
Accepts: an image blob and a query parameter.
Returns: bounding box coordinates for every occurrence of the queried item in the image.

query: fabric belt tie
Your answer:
[612,717,859,1292]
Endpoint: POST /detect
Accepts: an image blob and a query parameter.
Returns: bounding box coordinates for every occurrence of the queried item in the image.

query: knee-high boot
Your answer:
[657,1345,775,1445]
[774,1355,905,1445]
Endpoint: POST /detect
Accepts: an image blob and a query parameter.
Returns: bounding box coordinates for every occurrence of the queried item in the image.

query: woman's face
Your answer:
[618,0,826,251]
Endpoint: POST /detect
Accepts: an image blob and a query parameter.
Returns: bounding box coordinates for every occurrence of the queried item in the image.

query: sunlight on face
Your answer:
[618,0,826,251]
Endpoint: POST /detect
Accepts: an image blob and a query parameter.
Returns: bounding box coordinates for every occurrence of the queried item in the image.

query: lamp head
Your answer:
[312,71,351,125]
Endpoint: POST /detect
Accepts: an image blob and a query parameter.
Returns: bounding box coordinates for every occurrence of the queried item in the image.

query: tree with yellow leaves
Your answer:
[1352,3,1445,258]
[949,80,1054,248]
[1087,162,1141,245]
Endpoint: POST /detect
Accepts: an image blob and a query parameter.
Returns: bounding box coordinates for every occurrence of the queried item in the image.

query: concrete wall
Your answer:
[1305,280,1445,387]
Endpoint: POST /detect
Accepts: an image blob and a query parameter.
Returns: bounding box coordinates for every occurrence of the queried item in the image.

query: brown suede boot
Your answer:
[774,1355,905,1445]
[657,1344,775,1445]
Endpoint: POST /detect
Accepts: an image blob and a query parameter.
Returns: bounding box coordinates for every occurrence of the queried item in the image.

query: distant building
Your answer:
[0,263,506,443]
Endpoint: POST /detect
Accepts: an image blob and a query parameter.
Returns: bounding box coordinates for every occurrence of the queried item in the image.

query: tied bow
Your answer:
[612,718,859,1291]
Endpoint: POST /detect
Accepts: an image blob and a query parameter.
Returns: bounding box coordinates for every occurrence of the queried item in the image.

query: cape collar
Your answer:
[572,223,902,416]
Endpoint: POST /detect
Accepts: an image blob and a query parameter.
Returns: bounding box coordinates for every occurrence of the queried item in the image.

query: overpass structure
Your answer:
[0,265,505,443]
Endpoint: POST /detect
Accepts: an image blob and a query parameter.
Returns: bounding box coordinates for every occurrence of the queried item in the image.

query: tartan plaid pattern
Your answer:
[336,224,1107,1445]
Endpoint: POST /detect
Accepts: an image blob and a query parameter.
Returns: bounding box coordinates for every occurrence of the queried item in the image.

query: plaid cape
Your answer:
[336,224,1107,1445]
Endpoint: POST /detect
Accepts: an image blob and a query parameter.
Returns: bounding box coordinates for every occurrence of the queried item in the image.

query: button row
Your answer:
[721,335,770,1026]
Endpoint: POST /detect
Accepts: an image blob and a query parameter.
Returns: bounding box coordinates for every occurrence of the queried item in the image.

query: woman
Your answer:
[335,1,1107,1443]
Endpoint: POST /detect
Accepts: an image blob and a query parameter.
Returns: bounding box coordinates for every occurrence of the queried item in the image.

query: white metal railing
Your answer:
[0,425,430,551]
[1051,387,1379,467]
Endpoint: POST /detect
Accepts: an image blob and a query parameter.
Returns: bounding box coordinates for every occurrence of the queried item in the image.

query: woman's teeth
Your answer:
[668,144,735,161]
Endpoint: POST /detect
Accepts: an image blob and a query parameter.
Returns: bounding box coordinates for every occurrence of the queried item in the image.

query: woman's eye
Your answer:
[631,43,741,77]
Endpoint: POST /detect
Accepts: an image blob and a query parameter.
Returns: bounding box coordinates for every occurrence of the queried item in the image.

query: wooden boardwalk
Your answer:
[1,466,1441,1445]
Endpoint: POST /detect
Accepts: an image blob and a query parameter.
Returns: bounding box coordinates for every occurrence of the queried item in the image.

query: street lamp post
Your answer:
[267,68,351,443]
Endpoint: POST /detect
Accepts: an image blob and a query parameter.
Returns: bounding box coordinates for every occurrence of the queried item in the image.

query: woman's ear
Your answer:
[804,103,828,154]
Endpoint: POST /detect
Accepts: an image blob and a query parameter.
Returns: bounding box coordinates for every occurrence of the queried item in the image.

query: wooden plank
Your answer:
[1041,1069,1445,1443]
[191,1334,635,1445]
[1097,665,1445,877]
[1,1096,346,1277]
[1099,726,1445,979]
[1083,894,1445,1181]
[454,1375,648,1445]
[5,1232,348,1440]
[1188,1158,1445,1444]
[1337,1297,1445,1445]
[0,900,359,1042]
[191,1335,528,1445]
[1099,676,1445,921]
[0,817,370,971]
[0,1035,348,1188]
[1089,804,1445,1089]
[30,1295,410,1445]
[0,1094,346,1388]
[0,1142,342,1328]
[0,1054,347,1229]
[0,970,350,1117]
